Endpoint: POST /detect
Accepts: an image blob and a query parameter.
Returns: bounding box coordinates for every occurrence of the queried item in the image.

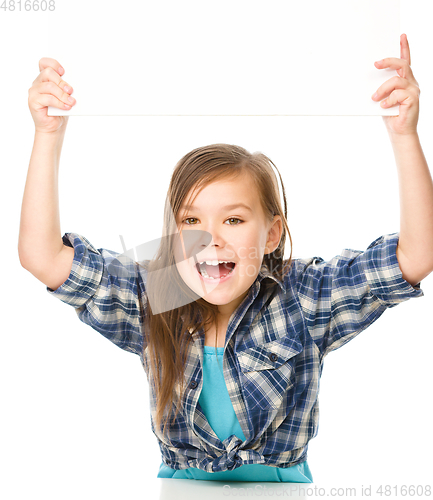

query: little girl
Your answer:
[20,37,431,483]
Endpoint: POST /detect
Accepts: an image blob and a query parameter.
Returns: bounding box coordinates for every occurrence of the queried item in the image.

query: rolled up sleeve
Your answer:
[46,232,146,356]
[296,232,425,359]
[360,233,423,303]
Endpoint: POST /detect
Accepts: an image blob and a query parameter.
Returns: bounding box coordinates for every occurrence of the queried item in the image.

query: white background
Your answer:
[1,1,432,499]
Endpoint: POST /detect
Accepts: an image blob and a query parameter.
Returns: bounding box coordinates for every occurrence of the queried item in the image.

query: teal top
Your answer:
[157,345,313,482]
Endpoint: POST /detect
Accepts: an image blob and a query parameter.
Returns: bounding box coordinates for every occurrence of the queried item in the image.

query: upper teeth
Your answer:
[199,260,231,266]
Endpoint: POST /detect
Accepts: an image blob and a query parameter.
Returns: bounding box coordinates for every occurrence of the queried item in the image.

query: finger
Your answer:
[34,80,76,108]
[380,88,415,109]
[371,75,409,101]
[38,57,64,76]
[33,66,74,95]
[375,57,416,84]
[401,33,411,66]
[32,92,74,111]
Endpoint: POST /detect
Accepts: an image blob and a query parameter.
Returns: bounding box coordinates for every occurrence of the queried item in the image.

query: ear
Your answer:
[264,215,283,255]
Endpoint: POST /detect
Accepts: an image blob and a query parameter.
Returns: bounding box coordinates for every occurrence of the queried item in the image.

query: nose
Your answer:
[201,237,220,251]
[199,225,225,250]
[174,229,214,263]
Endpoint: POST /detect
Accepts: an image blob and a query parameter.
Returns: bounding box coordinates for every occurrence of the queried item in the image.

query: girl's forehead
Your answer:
[184,175,258,205]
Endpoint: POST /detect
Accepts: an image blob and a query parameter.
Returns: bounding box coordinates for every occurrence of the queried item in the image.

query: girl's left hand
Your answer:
[371,33,421,136]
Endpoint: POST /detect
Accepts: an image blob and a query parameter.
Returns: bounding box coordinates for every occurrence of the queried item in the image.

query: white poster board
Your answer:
[48,0,400,116]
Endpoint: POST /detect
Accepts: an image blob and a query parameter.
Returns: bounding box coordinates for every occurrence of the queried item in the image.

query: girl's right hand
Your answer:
[28,57,76,134]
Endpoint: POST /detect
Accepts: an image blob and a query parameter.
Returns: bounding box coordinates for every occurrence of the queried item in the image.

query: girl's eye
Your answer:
[181,217,243,225]
[183,217,197,225]
[226,218,243,225]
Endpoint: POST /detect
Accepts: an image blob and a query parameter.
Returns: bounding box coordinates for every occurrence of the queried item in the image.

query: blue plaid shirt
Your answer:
[46,231,424,472]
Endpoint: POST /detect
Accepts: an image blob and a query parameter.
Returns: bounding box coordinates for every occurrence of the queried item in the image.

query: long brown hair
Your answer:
[135,143,293,438]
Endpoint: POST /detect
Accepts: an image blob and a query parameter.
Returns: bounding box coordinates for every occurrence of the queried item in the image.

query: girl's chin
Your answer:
[188,282,235,299]
[180,277,236,303]
[200,296,232,306]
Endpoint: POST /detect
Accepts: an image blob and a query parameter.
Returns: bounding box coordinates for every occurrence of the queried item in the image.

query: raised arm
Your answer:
[18,57,77,289]
[390,132,433,287]
[371,34,433,286]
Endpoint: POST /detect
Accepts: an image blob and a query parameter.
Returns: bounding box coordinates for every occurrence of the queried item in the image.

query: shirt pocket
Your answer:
[236,336,303,411]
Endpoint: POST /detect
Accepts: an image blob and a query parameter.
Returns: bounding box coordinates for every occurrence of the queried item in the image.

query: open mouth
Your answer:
[195,261,236,280]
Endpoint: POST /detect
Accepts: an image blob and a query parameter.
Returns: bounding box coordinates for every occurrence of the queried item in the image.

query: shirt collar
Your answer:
[257,263,287,293]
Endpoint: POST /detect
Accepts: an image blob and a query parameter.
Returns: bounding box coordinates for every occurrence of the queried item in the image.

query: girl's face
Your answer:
[174,173,282,320]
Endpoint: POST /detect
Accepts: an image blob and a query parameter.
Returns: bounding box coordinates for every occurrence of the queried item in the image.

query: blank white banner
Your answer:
[48,0,400,116]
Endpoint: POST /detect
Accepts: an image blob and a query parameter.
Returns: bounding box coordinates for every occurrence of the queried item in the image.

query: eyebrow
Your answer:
[180,203,253,213]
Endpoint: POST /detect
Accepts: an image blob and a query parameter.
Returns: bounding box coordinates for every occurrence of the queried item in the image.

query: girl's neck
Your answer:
[216,289,249,322]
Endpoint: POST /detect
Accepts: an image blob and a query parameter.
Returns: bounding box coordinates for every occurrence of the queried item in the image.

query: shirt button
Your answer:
[189,380,198,389]
[269,353,278,362]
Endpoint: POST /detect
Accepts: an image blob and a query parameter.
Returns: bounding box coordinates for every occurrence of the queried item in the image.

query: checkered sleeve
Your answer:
[296,232,425,358]
[46,232,146,356]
